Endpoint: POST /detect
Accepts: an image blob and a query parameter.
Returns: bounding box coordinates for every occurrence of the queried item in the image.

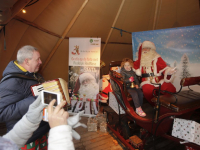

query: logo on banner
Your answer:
[90,39,100,46]
[71,45,80,55]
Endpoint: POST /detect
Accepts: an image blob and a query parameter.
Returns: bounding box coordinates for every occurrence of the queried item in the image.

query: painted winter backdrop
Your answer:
[132,25,200,92]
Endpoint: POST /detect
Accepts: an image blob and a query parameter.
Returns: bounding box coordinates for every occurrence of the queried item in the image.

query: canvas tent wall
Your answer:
[0,0,200,82]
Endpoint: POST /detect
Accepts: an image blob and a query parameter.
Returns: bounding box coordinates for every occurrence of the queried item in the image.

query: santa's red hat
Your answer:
[73,73,96,94]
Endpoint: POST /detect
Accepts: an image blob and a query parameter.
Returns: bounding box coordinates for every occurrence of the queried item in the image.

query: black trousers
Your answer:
[127,87,143,108]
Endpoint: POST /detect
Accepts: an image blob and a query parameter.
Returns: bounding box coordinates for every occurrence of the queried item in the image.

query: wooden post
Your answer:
[101,0,125,57]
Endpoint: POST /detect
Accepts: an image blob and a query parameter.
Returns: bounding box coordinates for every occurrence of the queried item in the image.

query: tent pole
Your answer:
[14,16,63,39]
[101,0,125,57]
[40,0,89,73]
[152,0,161,30]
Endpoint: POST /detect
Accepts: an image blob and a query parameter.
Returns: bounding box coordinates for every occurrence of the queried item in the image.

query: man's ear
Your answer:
[24,58,30,66]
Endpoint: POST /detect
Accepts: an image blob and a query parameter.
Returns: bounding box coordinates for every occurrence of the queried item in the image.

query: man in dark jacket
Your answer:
[0,45,50,148]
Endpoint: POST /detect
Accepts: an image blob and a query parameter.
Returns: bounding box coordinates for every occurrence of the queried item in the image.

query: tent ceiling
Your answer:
[0,0,200,81]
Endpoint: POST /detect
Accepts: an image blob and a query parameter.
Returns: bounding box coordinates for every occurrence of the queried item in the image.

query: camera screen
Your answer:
[44,91,58,106]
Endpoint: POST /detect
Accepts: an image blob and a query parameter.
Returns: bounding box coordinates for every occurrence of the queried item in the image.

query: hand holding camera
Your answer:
[47,100,69,128]
[28,90,86,140]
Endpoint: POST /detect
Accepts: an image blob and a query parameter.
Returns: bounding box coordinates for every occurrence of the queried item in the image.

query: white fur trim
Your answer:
[99,78,109,90]
[79,73,95,83]
[164,67,175,83]
[159,79,164,85]
[135,69,141,76]
[102,75,110,80]
[157,66,169,76]
[100,100,108,103]
[142,41,156,50]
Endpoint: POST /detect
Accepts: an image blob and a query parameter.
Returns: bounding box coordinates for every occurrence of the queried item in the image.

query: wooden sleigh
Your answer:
[103,61,200,150]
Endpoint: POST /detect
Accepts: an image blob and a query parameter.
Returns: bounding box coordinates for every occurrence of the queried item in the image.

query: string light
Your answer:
[22,9,26,14]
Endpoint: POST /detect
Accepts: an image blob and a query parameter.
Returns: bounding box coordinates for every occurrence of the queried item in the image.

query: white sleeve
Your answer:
[3,115,40,148]
[48,125,75,150]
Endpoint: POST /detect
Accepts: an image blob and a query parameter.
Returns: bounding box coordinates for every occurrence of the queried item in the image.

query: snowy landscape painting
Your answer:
[132,25,200,91]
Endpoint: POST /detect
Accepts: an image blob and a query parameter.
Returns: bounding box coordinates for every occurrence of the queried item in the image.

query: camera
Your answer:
[41,90,61,106]
[41,90,61,122]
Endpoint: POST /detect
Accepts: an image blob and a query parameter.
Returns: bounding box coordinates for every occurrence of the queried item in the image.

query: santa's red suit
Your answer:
[133,41,176,106]
[99,75,112,103]
[72,72,99,114]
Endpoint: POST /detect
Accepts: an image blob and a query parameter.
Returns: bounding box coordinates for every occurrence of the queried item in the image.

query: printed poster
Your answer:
[132,25,200,91]
[68,38,101,116]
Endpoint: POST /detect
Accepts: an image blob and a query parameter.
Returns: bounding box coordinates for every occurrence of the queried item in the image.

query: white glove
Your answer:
[67,111,87,140]
[26,95,46,124]
[0,136,18,150]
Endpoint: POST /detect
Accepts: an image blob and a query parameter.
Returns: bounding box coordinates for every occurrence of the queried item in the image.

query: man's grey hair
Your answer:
[17,45,38,64]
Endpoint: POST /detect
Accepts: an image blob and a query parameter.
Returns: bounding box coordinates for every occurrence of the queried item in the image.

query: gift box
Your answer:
[100,122,107,133]
[129,135,143,148]
[172,118,200,145]
[95,113,106,127]
[87,117,98,132]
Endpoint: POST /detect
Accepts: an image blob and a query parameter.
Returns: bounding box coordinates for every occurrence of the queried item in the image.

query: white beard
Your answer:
[79,81,99,99]
[140,50,158,67]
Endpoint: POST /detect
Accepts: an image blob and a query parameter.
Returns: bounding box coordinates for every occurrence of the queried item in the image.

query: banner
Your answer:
[68,38,101,116]
[132,25,200,91]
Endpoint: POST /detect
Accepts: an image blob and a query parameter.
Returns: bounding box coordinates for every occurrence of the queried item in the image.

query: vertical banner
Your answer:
[68,38,101,116]
[132,25,200,91]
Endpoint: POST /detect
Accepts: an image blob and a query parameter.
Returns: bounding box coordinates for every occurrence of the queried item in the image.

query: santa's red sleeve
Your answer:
[133,44,142,76]
[156,57,175,83]
[133,60,141,76]
[156,57,167,72]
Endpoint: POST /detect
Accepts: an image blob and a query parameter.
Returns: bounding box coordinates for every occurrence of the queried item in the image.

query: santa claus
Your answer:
[99,75,112,103]
[72,72,99,114]
[74,72,99,99]
[133,41,176,106]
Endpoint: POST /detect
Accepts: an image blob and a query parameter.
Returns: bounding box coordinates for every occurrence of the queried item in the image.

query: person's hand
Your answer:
[135,85,139,89]
[26,94,46,124]
[129,76,134,82]
[48,100,69,128]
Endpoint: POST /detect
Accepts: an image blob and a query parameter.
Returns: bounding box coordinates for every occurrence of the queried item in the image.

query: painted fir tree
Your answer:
[180,53,191,79]
[174,60,177,68]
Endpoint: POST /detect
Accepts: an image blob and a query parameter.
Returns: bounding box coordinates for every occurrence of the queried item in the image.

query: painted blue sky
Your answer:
[132,25,200,64]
